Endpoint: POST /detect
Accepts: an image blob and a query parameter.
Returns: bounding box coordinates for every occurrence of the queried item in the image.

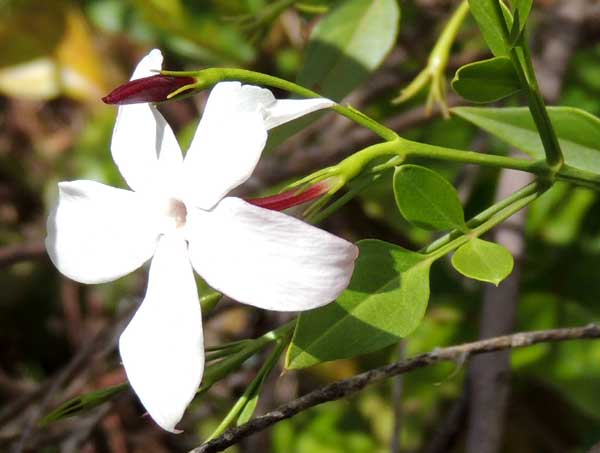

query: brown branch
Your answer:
[190,324,600,453]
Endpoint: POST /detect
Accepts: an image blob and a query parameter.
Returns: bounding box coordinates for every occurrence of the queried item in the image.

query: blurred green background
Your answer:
[1,0,600,451]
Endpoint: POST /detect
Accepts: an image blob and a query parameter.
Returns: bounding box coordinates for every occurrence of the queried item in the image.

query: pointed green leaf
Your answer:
[236,388,261,426]
[452,106,600,174]
[468,0,511,56]
[207,339,285,439]
[40,384,128,425]
[393,165,467,232]
[236,338,285,426]
[512,0,532,31]
[451,238,514,285]
[452,56,522,103]
[286,239,432,369]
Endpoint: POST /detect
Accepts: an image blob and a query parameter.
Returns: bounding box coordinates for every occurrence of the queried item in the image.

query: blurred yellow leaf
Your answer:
[56,8,109,101]
[0,58,60,99]
[0,6,108,102]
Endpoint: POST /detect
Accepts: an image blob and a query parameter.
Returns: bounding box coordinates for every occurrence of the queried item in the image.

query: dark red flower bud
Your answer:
[246,180,331,211]
[102,75,196,105]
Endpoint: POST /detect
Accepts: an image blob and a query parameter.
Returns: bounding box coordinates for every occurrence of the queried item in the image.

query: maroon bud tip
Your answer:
[101,94,115,104]
[246,180,332,211]
[101,75,196,105]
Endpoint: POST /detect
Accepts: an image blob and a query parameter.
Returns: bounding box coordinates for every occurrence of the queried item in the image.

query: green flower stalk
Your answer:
[392,0,470,117]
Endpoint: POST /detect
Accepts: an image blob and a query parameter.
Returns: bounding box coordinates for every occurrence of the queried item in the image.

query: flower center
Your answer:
[167,198,188,229]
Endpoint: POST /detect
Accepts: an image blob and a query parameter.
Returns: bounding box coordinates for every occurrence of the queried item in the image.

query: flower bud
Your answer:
[246,180,332,212]
[102,75,196,105]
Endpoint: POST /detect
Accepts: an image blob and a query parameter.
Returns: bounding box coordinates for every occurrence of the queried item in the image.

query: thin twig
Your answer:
[10,308,134,452]
[190,324,600,453]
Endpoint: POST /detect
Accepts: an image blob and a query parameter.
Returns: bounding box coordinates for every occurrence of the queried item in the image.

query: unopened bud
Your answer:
[102,75,196,105]
[246,180,332,211]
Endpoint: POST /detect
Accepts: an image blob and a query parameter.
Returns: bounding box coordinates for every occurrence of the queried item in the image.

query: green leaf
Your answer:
[286,239,432,369]
[452,106,600,174]
[236,339,285,426]
[452,56,521,103]
[268,0,400,148]
[297,0,400,101]
[451,238,514,285]
[40,384,128,425]
[236,386,262,426]
[468,0,510,56]
[393,165,467,232]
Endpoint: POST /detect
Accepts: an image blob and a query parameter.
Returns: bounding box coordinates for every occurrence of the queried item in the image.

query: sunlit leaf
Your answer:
[393,165,467,232]
[286,239,432,369]
[452,106,600,174]
[451,238,514,285]
[452,56,522,103]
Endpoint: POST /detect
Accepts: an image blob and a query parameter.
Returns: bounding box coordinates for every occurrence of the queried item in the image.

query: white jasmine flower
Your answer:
[46,50,358,433]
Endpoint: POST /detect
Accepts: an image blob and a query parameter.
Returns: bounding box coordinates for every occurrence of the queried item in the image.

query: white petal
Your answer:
[187,197,358,311]
[182,82,267,209]
[182,82,334,209]
[46,180,160,284]
[111,50,183,195]
[131,48,163,80]
[119,235,204,433]
[263,98,335,130]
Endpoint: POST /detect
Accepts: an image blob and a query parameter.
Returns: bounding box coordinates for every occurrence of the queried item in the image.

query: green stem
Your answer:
[326,138,600,190]
[206,338,288,440]
[205,343,248,362]
[555,164,600,190]
[162,68,398,142]
[393,0,469,111]
[309,173,381,224]
[294,2,329,14]
[512,42,563,169]
[430,0,470,71]
[205,339,251,352]
[490,0,564,170]
[200,321,295,391]
[398,138,548,175]
[330,138,548,178]
[427,181,544,261]
[422,181,539,254]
